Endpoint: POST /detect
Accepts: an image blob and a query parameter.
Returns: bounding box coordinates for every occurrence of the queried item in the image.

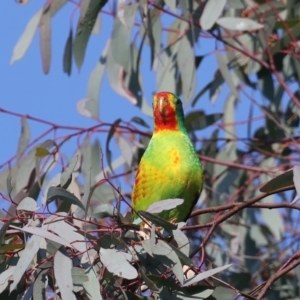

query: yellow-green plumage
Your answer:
[132,92,203,222]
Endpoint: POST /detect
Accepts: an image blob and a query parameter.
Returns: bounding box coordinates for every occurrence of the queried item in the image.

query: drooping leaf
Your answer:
[164,0,177,13]
[167,242,193,267]
[9,225,73,248]
[131,116,150,128]
[46,214,87,253]
[73,0,108,69]
[83,40,109,117]
[33,262,51,299]
[260,169,293,193]
[92,203,117,218]
[0,219,15,246]
[147,274,182,292]
[17,117,31,164]
[185,111,223,132]
[138,211,177,230]
[216,17,264,31]
[172,229,190,257]
[82,257,102,299]
[10,9,43,64]
[47,186,85,211]
[6,174,13,195]
[183,264,232,286]
[117,135,134,167]
[99,248,138,280]
[200,0,227,30]
[139,268,160,292]
[105,118,122,172]
[285,95,300,128]
[10,235,43,292]
[210,286,237,300]
[215,50,239,100]
[35,147,50,157]
[16,196,37,212]
[60,155,78,188]
[146,198,184,214]
[156,49,176,95]
[177,35,196,104]
[0,267,15,294]
[63,28,73,76]
[146,7,162,69]
[54,246,76,300]
[111,15,131,69]
[117,2,138,30]
[152,240,183,284]
[39,9,51,74]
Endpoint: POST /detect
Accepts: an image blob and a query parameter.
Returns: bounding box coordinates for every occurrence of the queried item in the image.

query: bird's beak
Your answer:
[157,97,167,116]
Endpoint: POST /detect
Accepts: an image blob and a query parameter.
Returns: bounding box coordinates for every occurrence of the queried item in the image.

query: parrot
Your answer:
[131,91,203,223]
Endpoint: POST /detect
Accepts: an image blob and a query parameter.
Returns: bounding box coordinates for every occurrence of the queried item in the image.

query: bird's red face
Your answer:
[153,92,181,131]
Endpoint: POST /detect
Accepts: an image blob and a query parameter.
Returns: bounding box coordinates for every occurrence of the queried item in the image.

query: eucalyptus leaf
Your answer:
[138,211,177,230]
[47,186,85,211]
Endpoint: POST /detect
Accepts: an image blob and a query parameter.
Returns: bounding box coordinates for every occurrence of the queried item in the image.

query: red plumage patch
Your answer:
[153,93,179,132]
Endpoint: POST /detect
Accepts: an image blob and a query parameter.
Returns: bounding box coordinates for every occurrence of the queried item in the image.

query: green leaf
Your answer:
[73,0,108,69]
[152,240,183,284]
[164,0,177,12]
[47,186,85,211]
[60,155,78,188]
[216,17,264,31]
[215,50,239,100]
[146,199,184,214]
[185,111,223,132]
[40,9,51,74]
[117,135,134,167]
[17,197,37,212]
[200,0,227,30]
[147,7,161,69]
[10,9,43,64]
[6,174,13,195]
[105,118,122,172]
[227,272,251,290]
[17,117,31,163]
[131,116,150,128]
[167,242,193,267]
[209,286,237,300]
[156,49,176,95]
[259,169,293,193]
[172,229,190,257]
[106,43,138,105]
[257,67,274,102]
[98,234,126,249]
[84,41,109,117]
[285,94,300,128]
[35,147,50,157]
[271,22,300,55]
[63,28,72,76]
[139,269,161,292]
[148,274,182,292]
[138,211,177,231]
[177,35,196,104]
[111,16,131,69]
[0,244,24,252]
[92,204,117,218]
[99,248,138,280]
[0,219,15,246]
[183,264,232,286]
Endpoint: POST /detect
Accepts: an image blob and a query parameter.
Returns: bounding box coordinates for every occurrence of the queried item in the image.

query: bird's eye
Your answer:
[176,99,181,106]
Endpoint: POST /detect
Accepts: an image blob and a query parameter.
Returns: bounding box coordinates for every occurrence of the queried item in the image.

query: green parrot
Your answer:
[132,92,203,223]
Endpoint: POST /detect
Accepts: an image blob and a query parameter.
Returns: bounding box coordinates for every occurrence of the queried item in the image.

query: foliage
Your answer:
[3,0,300,299]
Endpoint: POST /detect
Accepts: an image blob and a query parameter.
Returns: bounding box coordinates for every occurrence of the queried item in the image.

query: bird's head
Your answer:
[153,92,185,132]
